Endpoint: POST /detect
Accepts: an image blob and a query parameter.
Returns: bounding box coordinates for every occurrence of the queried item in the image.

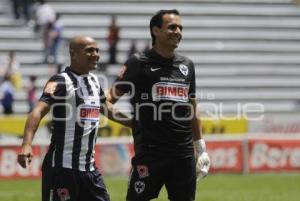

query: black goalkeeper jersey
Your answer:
[115,49,196,158]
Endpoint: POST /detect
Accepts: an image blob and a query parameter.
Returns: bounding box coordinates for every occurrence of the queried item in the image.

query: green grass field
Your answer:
[0,174,299,201]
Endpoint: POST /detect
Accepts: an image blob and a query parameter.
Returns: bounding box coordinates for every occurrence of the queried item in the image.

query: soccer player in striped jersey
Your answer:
[17,36,129,201]
[106,10,211,201]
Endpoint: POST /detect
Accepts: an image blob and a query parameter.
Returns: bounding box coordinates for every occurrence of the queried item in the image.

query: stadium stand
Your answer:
[0,0,300,115]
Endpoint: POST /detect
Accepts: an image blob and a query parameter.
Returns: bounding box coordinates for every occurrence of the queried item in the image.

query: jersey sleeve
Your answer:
[114,55,141,93]
[189,61,196,99]
[39,75,66,105]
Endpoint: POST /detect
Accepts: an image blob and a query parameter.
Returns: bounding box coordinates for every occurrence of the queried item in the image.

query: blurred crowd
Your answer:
[10,0,63,65]
[1,0,151,115]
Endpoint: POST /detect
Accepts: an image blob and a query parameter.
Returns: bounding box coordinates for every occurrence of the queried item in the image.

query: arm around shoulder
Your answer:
[101,87,132,128]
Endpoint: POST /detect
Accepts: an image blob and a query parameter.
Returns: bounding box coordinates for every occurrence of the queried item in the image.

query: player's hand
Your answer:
[194,139,210,181]
[17,144,33,168]
[196,152,210,180]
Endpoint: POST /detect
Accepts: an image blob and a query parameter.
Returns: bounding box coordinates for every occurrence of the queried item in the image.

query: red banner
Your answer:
[0,146,45,179]
[0,144,134,179]
[1,138,300,179]
[248,139,300,172]
[96,143,134,176]
[207,140,243,173]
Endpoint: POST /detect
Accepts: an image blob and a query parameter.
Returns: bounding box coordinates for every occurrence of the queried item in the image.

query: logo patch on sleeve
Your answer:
[44,81,57,94]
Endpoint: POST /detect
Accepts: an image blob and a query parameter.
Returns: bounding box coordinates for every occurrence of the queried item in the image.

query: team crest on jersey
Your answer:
[137,165,149,178]
[57,188,70,201]
[134,181,145,194]
[179,64,188,76]
[152,82,189,102]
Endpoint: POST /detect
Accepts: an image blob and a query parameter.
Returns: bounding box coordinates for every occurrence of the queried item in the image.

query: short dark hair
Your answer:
[149,9,180,46]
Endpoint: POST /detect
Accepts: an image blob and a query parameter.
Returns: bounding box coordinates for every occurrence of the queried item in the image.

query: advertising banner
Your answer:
[0,140,245,179]
[2,137,299,179]
[248,139,300,172]
[95,143,134,176]
[0,144,134,179]
[249,114,300,134]
[207,140,243,173]
[0,115,49,136]
[0,116,247,137]
[201,118,247,135]
[98,117,248,137]
[0,145,45,179]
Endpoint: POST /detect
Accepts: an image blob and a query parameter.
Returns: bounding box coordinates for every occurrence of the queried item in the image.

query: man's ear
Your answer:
[69,49,75,57]
[152,26,160,37]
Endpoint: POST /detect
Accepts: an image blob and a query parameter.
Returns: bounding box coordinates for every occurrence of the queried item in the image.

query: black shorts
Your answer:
[126,155,196,201]
[42,167,110,201]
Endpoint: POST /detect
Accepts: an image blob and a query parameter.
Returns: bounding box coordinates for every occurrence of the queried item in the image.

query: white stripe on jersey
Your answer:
[61,73,76,169]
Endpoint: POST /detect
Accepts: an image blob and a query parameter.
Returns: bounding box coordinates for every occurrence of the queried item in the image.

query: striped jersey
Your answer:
[40,67,106,171]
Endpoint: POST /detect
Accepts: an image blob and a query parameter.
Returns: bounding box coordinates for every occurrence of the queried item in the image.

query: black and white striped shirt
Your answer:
[40,67,105,171]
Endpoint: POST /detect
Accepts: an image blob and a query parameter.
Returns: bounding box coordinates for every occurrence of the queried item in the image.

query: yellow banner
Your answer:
[0,115,247,137]
[201,118,247,135]
[99,117,132,137]
[98,117,247,136]
[0,115,49,136]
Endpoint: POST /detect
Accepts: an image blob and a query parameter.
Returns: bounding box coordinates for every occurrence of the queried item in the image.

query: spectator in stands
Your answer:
[43,13,64,64]
[106,15,120,64]
[43,21,54,63]
[0,51,22,90]
[11,0,34,24]
[0,74,15,114]
[56,63,63,73]
[27,75,37,113]
[127,39,137,59]
[143,40,150,52]
[34,0,55,33]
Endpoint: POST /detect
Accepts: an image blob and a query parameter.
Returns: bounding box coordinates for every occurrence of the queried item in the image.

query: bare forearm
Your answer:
[22,112,43,146]
[22,102,50,146]
[18,102,50,168]
[103,101,132,127]
[103,88,132,127]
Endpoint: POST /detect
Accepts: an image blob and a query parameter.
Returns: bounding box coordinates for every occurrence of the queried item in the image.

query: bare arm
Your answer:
[105,86,124,104]
[103,100,132,127]
[17,101,50,168]
[101,87,132,127]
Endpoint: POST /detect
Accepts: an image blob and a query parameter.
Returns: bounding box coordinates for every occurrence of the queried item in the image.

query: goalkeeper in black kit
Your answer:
[106,9,210,201]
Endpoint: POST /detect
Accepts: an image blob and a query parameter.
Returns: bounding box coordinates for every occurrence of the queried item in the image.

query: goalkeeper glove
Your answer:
[194,139,210,180]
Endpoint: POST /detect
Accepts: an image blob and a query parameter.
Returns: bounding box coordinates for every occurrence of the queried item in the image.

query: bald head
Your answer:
[68,36,100,74]
[69,36,97,55]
